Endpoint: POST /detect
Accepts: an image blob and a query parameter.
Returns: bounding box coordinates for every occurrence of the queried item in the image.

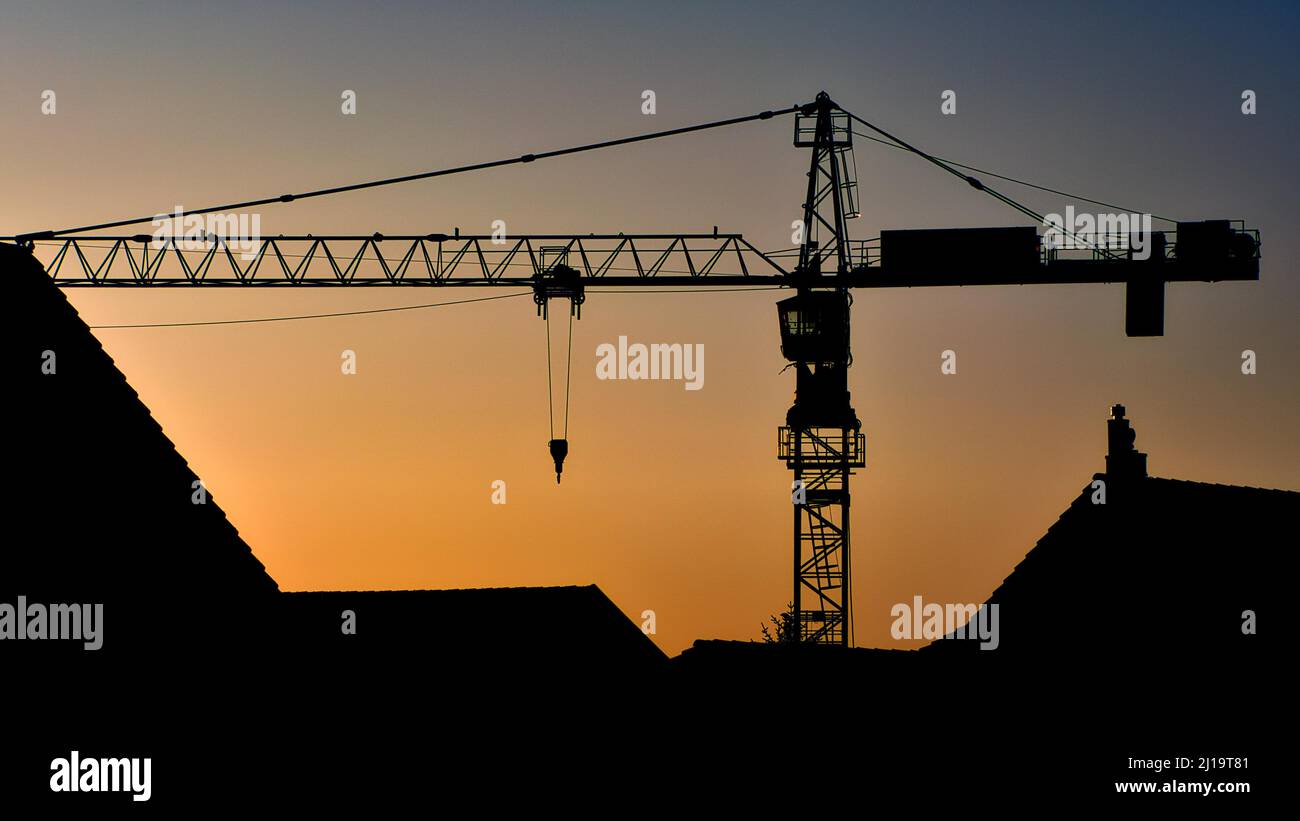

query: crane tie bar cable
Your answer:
[841,108,1136,258]
[845,108,1052,224]
[16,103,806,242]
[848,128,1178,223]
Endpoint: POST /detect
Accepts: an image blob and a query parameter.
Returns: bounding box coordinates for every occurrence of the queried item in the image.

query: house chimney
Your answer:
[1105,404,1147,479]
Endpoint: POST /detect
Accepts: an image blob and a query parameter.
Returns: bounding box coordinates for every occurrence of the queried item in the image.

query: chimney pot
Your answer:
[1106,403,1147,480]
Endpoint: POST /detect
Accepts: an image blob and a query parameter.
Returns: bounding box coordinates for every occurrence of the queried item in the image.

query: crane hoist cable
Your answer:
[545,303,575,483]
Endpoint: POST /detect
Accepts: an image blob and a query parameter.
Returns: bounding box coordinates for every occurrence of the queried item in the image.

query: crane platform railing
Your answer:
[778,427,866,468]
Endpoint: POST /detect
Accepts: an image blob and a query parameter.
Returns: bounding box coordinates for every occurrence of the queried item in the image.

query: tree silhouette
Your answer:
[760,602,797,644]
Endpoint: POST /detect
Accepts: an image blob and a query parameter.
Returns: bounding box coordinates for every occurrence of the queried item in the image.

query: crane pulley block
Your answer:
[548,438,569,484]
[533,263,584,319]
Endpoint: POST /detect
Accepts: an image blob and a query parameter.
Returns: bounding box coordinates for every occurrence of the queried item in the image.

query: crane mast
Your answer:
[778,92,865,644]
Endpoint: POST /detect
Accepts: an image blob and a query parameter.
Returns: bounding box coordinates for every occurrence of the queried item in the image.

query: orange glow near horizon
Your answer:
[38,275,1297,656]
[4,3,1297,656]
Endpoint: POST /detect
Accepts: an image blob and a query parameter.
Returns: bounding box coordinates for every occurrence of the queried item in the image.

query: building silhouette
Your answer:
[2,242,1289,802]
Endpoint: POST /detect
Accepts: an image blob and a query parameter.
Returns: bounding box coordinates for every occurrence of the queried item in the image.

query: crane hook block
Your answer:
[548,438,569,484]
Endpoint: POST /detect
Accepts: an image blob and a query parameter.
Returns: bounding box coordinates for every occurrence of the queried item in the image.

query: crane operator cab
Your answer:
[777,290,860,431]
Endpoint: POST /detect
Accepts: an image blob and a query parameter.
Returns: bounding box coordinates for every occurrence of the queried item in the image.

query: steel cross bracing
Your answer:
[779,427,866,644]
[22,233,788,287]
[781,93,862,645]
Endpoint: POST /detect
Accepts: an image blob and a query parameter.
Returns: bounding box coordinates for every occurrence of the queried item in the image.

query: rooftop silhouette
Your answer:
[3,240,1288,801]
[0,242,664,681]
[3,240,1289,685]
[677,403,1293,677]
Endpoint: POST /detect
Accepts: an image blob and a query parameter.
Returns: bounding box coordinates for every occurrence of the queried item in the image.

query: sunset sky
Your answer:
[3,1,1297,655]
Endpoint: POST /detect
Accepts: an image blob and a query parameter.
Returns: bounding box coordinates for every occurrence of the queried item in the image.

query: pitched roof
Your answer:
[1,243,668,677]
[0,242,278,656]
[278,585,668,675]
[922,473,1295,659]
[677,408,1294,677]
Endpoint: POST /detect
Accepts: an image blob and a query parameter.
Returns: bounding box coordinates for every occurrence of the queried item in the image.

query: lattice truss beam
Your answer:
[28,233,790,287]
[782,427,865,644]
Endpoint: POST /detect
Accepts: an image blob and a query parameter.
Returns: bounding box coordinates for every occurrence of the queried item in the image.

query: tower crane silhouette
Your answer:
[6,91,1261,645]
